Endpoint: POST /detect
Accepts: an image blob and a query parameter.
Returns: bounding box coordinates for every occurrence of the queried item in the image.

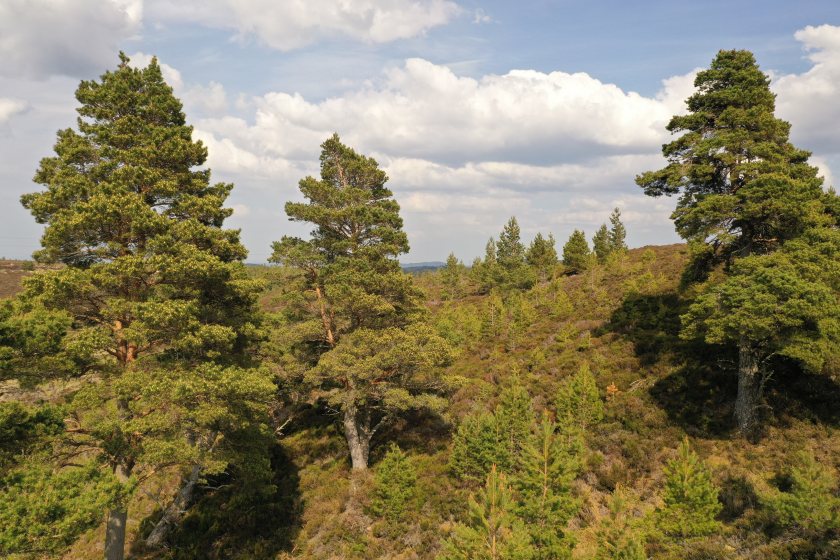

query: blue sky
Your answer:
[1,0,839,262]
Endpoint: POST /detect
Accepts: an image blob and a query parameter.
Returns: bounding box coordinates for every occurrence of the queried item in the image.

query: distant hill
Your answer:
[401,261,445,273]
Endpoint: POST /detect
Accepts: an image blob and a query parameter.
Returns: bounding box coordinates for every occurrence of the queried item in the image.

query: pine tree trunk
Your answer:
[105,508,127,560]
[343,403,371,471]
[104,463,131,560]
[145,464,201,549]
[735,338,763,439]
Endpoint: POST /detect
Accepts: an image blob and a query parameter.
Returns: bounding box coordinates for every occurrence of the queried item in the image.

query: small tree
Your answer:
[608,208,628,254]
[555,363,604,432]
[592,224,611,264]
[370,444,418,523]
[496,217,536,290]
[562,230,591,274]
[449,380,534,482]
[493,380,535,472]
[766,451,840,532]
[497,217,527,269]
[473,238,500,294]
[449,411,503,483]
[438,465,534,560]
[595,486,647,560]
[526,232,558,283]
[480,292,506,341]
[514,411,581,559]
[657,438,722,538]
[441,253,463,300]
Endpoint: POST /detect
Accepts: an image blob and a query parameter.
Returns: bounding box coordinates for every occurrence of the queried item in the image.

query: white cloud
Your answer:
[195,58,689,176]
[775,25,840,157]
[473,9,493,24]
[146,0,461,50]
[185,82,228,115]
[0,0,142,79]
[0,99,27,124]
[185,58,696,258]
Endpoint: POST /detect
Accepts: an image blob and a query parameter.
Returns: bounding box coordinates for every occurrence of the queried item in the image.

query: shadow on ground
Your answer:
[134,442,302,560]
[606,290,840,439]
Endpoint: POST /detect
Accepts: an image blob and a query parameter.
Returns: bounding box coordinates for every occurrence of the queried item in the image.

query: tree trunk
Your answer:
[145,464,201,549]
[104,463,131,560]
[343,404,371,471]
[105,508,127,560]
[735,338,763,439]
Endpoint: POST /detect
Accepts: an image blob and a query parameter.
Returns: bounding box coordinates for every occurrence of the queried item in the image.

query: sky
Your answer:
[1,1,839,263]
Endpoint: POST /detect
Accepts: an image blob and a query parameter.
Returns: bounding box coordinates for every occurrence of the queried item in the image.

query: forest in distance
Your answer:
[0,45,839,560]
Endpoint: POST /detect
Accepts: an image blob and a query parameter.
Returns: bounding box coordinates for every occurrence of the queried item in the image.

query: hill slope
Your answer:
[5,245,839,559]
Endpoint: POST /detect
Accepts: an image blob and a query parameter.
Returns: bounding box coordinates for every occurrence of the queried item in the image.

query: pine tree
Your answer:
[681,228,840,436]
[449,411,503,483]
[514,411,581,559]
[595,486,647,560]
[449,380,534,482]
[526,232,558,283]
[555,363,604,432]
[480,292,506,341]
[496,217,536,290]
[636,49,835,437]
[657,438,722,538]
[608,208,627,254]
[18,53,270,559]
[473,238,500,295]
[766,451,840,532]
[562,230,591,274]
[505,293,536,352]
[441,252,463,301]
[635,50,825,265]
[271,134,451,470]
[592,224,611,264]
[438,465,534,560]
[497,217,526,269]
[370,443,418,523]
[493,379,534,472]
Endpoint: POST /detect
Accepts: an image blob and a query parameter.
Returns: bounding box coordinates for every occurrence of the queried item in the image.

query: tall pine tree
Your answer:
[636,50,836,436]
[19,54,270,559]
[271,134,451,470]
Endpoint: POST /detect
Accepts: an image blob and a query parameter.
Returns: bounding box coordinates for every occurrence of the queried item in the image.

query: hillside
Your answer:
[20,243,828,559]
[2,243,837,559]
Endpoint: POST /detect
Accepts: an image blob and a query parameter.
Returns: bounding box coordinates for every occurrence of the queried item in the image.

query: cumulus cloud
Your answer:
[185,25,840,260]
[194,58,690,175]
[774,24,840,164]
[0,99,28,124]
[147,0,460,50]
[0,0,142,79]
[184,58,698,258]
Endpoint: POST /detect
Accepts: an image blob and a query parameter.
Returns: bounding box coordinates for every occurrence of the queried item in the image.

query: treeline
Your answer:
[440,208,628,298]
[0,47,838,560]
